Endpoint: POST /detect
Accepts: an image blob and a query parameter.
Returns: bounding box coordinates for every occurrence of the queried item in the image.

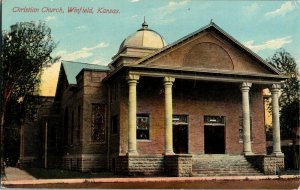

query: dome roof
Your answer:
[119,21,167,52]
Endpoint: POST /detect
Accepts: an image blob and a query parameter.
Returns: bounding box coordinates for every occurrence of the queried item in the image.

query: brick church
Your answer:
[20,21,286,176]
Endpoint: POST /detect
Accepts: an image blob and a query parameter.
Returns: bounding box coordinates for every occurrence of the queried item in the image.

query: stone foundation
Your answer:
[164,154,192,177]
[116,155,164,176]
[58,154,107,172]
[116,154,192,176]
[263,155,284,175]
[246,154,285,175]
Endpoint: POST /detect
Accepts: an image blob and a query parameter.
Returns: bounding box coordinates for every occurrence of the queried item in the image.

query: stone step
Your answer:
[193,164,254,168]
[192,169,262,174]
[192,173,263,177]
[193,162,251,166]
[193,168,260,172]
[191,154,264,176]
[193,171,262,175]
[193,155,245,158]
[192,163,259,167]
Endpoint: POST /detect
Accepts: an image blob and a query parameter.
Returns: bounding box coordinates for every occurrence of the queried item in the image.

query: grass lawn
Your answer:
[24,168,118,179]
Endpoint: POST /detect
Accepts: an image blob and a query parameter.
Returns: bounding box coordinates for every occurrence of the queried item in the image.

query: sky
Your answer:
[3,0,300,96]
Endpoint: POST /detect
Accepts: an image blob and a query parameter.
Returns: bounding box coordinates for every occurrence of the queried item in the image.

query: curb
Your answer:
[2,175,300,186]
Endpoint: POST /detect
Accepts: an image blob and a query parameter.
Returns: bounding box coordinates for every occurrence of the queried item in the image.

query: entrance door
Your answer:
[204,125,225,154]
[173,125,188,154]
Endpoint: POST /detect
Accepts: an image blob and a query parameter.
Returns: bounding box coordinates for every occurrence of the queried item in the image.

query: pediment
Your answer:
[183,42,234,70]
[136,24,279,75]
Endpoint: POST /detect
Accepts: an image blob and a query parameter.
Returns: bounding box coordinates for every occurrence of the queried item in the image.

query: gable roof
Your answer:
[62,61,110,85]
[134,22,280,75]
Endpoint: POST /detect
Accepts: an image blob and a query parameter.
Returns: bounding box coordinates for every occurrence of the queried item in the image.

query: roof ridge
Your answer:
[62,60,109,67]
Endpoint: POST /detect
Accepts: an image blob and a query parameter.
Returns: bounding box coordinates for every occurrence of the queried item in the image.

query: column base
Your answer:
[271,152,284,157]
[127,151,138,156]
[164,151,175,155]
[244,151,254,156]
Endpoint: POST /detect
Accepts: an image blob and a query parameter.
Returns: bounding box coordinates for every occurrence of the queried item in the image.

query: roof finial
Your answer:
[210,19,213,24]
[142,16,148,29]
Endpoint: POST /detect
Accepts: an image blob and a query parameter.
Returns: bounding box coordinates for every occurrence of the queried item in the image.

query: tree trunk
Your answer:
[1,102,5,179]
[1,87,10,179]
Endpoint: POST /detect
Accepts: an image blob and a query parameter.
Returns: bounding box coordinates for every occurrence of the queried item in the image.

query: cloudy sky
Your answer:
[3,0,300,96]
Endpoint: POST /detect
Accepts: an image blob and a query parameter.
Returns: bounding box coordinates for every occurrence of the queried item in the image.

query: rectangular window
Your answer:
[91,104,106,143]
[71,110,74,144]
[77,106,81,143]
[63,107,69,146]
[137,114,150,140]
[239,116,253,141]
[110,83,119,104]
[111,115,118,134]
[49,127,56,147]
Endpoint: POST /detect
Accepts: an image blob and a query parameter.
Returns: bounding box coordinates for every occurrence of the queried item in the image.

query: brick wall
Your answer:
[119,78,266,155]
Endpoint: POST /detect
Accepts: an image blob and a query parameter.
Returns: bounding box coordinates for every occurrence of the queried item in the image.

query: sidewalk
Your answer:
[1,167,299,188]
[2,167,36,181]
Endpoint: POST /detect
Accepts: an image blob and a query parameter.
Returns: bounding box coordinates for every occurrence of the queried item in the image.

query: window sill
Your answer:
[137,139,151,142]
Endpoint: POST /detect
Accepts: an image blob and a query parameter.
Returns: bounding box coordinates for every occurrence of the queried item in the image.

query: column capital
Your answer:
[240,82,252,91]
[127,74,140,83]
[163,76,175,85]
[270,83,281,93]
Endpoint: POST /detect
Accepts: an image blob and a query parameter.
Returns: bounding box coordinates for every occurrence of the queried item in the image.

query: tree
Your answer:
[267,48,299,138]
[0,21,59,172]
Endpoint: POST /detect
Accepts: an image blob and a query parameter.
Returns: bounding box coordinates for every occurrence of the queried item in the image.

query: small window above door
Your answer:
[173,115,188,125]
[204,115,225,126]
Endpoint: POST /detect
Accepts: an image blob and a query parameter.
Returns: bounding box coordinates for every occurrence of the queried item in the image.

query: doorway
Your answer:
[173,125,188,154]
[204,125,225,154]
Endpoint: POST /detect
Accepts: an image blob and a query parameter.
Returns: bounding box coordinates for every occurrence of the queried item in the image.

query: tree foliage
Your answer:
[0,21,59,168]
[1,22,59,107]
[267,48,299,138]
[1,21,59,126]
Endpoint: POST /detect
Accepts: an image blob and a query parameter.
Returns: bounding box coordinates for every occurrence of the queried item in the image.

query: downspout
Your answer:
[107,84,111,170]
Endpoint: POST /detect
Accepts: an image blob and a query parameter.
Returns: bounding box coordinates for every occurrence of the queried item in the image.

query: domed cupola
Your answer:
[111,19,167,68]
[118,20,167,52]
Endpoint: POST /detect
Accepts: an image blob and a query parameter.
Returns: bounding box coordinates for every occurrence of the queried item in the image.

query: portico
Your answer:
[125,68,284,157]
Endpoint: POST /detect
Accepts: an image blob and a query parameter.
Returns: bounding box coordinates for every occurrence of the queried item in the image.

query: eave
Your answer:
[128,64,286,84]
[103,64,287,85]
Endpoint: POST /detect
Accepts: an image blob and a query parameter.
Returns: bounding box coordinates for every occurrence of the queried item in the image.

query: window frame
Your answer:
[90,103,106,144]
[136,114,150,141]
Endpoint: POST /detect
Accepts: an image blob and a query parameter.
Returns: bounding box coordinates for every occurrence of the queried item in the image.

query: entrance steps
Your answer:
[192,154,263,176]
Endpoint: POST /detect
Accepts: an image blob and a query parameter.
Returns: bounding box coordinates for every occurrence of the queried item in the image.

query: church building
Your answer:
[20,21,286,176]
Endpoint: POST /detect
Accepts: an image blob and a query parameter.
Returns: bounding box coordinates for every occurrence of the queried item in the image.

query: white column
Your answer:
[240,82,253,155]
[164,77,175,155]
[271,84,283,156]
[127,74,140,155]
